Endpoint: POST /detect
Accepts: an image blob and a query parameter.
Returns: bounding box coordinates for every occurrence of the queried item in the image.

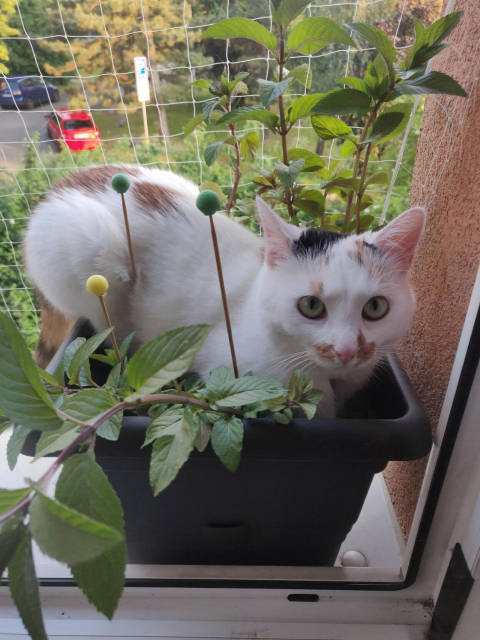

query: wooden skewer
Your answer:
[111,173,137,282]
[208,215,239,378]
[196,190,239,378]
[120,192,137,282]
[98,296,122,364]
[86,275,122,368]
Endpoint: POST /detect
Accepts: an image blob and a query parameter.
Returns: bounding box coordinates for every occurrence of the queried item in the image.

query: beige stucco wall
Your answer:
[384,0,480,537]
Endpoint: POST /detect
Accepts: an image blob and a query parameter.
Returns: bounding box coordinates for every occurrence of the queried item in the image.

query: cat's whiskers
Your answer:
[262,351,309,377]
[266,353,311,379]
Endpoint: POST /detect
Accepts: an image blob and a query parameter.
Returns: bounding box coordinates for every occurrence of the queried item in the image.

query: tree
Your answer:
[5,0,68,79]
[0,0,18,74]
[41,0,195,137]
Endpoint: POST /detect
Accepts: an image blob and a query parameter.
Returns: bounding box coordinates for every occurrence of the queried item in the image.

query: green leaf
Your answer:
[0,516,23,576]
[258,77,293,107]
[311,115,353,140]
[211,415,243,472]
[0,312,63,432]
[288,148,325,172]
[287,93,324,122]
[64,337,90,387]
[204,141,225,166]
[29,493,123,565]
[195,413,212,452]
[38,368,63,391]
[206,365,235,394]
[362,111,405,144]
[274,158,305,188]
[0,487,31,517]
[320,176,359,192]
[424,11,463,47]
[34,424,79,460]
[364,171,389,188]
[213,376,287,407]
[55,453,126,619]
[60,389,121,441]
[341,139,358,158]
[201,18,277,53]
[184,113,205,137]
[299,188,326,204]
[286,63,312,89]
[345,23,396,81]
[127,325,212,400]
[288,369,307,400]
[68,328,113,385]
[149,407,199,496]
[274,408,293,424]
[368,102,412,144]
[216,106,280,132]
[310,89,372,116]
[288,17,355,55]
[7,425,31,471]
[200,181,227,203]
[227,71,250,93]
[202,97,221,124]
[398,71,467,97]
[409,43,449,70]
[191,78,210,89]
[295,199,324,218]
[298,402,317,420]
[239,130,260,163]
[273,0,313,28]
[143,406,186,447]
[8,525,48,640]
[335,76,369,93]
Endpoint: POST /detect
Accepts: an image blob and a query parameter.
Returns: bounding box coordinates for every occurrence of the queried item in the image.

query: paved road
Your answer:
[0,94,69,167]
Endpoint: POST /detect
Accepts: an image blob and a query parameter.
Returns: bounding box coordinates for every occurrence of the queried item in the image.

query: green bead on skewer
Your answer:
[111,173,137,282]
[196,190,221,217]
[196,190,239,378]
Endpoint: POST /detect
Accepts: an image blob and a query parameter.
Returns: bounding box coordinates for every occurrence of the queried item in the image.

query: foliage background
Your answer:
[0,0,441,349]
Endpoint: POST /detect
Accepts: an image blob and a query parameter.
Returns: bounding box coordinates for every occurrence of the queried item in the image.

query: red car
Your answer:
[46,109,101,151]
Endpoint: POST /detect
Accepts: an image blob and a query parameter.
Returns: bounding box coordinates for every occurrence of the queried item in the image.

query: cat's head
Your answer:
[256,197,424,374]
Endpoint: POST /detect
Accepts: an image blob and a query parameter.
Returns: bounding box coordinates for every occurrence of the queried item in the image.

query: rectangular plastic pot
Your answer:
[24,320,432,567]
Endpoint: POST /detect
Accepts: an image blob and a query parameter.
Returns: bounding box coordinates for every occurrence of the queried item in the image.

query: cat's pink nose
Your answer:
[335,348,357,364]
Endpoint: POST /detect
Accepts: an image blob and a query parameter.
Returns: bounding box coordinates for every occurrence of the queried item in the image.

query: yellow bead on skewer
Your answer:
[86,275,121,365]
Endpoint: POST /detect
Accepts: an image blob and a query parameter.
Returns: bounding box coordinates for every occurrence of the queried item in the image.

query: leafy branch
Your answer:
[0,309,322,637]
[192,7,466,233]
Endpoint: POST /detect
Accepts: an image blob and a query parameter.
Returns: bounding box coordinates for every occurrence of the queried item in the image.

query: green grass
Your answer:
[92,102,195,145]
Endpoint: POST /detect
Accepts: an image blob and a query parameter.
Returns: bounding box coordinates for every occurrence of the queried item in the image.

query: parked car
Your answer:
[46,108,101,152]
[0,76,59,109]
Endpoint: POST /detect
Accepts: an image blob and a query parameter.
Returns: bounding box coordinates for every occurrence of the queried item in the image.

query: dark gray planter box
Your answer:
[24,320,432,567]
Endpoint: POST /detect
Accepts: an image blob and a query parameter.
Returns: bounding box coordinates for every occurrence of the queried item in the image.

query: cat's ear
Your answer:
[372,206,425,270]
[256,197,302,268]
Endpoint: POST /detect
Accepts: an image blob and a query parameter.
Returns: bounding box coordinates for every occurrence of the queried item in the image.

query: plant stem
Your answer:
[277,29,295,222]
[343,87,394,232]
[225,123,241,216]
[354,143,372,235]
[0,392,244,524]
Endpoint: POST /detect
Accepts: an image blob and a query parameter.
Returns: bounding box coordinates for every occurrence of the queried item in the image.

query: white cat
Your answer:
[24,165,424,418]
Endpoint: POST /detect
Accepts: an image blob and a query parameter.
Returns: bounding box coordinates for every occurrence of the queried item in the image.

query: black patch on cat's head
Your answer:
[363,240,380,254]
[291,229,347,260]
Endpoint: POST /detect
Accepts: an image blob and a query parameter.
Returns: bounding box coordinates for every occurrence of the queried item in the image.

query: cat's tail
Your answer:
[34,291,75,369]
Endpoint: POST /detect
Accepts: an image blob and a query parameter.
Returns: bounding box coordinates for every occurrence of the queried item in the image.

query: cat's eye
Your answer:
[363,296,389,320]
[298,296,326,319]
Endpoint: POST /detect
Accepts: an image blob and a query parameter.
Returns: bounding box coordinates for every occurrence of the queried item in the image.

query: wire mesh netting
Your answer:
[0,0,474,350]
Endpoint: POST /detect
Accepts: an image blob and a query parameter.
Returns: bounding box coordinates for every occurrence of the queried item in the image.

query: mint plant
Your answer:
[0,311,322,637]
[187,5,466,233]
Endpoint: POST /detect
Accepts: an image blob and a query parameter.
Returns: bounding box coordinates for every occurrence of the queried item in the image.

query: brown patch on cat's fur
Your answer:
[310,280,324,297]
[50,165,142,197]
[130,181,180,215]
[34,292,75,368]
[348,239,365,266]
[315,342,335,362]
[324,253,330,266]
[357,329,376,365]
